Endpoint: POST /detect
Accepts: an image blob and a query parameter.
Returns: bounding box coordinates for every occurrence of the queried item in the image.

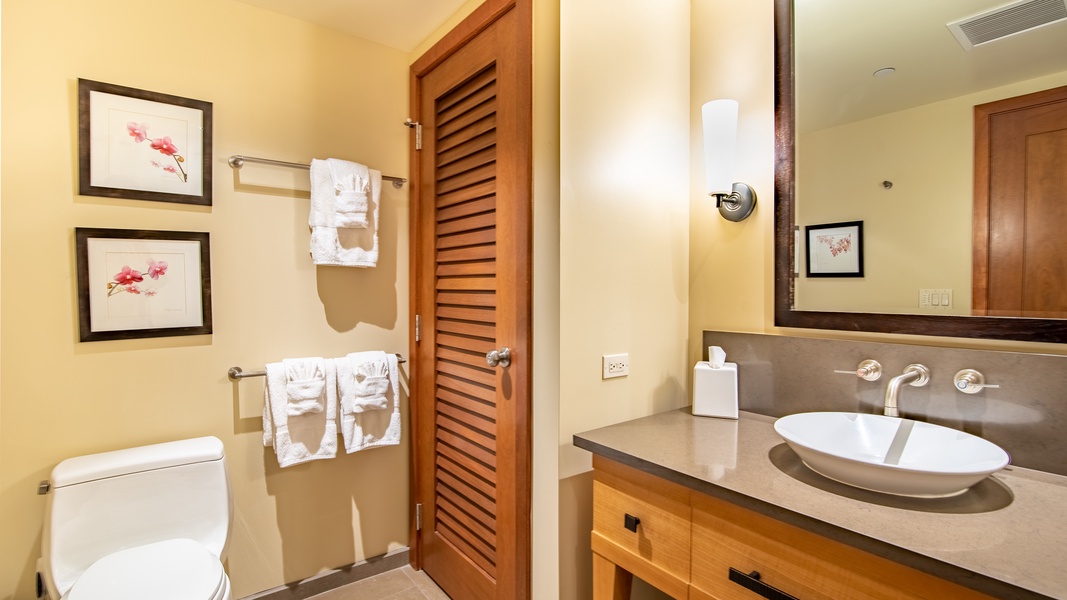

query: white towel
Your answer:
[309,158,381,267]
[282,357,327,416]
[328,159,370,229]
[336,351,401,453]
[262,359,338,467]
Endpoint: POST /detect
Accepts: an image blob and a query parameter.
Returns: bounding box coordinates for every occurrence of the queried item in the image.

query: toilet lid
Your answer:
[68,538,225,600]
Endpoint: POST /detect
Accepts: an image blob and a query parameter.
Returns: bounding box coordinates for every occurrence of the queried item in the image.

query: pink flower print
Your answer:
[107,262,164,298]
[817,234,852,257]
[130,123,187,182]
[113,266,144,285]
[146,259,168,280]
[150,136,179,156]
[127,122,148,143]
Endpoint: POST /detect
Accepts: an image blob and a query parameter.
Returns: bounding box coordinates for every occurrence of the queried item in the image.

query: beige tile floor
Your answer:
[307,565,450,600]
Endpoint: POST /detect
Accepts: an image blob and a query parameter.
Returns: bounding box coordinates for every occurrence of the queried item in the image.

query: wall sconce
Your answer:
[702,99,756,222]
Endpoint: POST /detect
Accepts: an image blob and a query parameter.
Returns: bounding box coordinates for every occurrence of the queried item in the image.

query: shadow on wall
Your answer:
[229,160,405,334]
[306,184,403,333]
[262,380,411,583]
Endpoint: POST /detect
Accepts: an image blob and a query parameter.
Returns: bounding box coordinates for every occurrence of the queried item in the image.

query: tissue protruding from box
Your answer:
[693,361,738,419]
[708,346,727,369]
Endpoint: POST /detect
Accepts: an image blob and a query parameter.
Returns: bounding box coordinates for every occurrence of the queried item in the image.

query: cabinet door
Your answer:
[592,456,691,599]
[689,493,995,600]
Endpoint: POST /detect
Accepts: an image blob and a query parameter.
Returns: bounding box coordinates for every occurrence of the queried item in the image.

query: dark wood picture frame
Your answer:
[78,79,212,205]
[75,228,212,342]
[805,220,864,278]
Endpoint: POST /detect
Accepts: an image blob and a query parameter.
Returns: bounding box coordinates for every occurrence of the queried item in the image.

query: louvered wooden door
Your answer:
[409,1,531,599]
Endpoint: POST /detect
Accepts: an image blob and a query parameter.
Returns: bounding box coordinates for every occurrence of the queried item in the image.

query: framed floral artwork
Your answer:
[805,221,864,277]
[78,79,212,205]
[75,228,212,341]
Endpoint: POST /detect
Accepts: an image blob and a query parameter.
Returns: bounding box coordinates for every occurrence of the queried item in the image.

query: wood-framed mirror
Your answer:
[773,0,1067,343]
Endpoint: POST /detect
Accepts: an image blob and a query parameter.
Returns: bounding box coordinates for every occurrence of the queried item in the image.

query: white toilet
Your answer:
[37,436,233,600]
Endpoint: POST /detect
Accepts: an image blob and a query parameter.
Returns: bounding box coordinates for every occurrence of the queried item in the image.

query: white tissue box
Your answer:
[693,361,738,419]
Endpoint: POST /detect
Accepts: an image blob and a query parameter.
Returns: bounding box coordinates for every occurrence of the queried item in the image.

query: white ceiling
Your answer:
[232,0,472,52]
[797,0,1067,133]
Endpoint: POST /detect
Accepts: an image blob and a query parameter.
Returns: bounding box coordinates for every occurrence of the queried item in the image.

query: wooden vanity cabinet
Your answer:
[689,493,995,600]
[592,456,996,600]
[592,455,691,599]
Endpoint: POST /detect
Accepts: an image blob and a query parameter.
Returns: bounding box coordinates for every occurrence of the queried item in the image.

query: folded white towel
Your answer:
[262,359,338,467]
[282,357,327,416]
[328,159,369,229]
[336,351,401,453]
[309,158,381,267]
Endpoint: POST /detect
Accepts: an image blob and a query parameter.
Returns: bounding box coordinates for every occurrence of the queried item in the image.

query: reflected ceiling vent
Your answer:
[947,0,1067,50]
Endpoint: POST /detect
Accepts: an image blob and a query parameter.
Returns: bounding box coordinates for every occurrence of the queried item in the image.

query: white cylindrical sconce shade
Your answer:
[702,99,739,196]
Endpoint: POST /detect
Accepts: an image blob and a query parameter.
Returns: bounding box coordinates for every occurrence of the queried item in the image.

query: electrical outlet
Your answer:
[603,353,629,379]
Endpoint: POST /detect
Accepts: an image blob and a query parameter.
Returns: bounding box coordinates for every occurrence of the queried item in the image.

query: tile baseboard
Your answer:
[239,548,410,600]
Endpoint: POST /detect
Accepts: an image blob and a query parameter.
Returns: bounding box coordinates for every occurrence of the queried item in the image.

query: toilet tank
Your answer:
[41,436,233,598]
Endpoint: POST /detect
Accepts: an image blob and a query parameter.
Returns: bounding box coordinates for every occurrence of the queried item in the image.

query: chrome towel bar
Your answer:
[228,354,406,381]
[227,155,407,189]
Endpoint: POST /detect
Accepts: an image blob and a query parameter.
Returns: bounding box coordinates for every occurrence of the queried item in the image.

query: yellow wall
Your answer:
[1,0,411,597]
[532,0,563,598]
[796,70,1067,315]
[558,0,691,598]
[688,0,774,364]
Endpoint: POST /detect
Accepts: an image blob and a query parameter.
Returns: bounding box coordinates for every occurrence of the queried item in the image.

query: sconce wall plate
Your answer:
[714,182,757,222]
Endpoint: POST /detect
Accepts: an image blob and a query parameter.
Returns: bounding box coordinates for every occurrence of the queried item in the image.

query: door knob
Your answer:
[486,347,511,368]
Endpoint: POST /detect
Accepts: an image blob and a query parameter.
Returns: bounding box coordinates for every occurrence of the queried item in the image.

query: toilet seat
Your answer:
[66,538,228,600]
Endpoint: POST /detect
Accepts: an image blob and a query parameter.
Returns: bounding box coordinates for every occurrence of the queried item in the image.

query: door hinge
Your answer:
[415,503,423,531]
[405,119,422,151]
[415,314,421,343]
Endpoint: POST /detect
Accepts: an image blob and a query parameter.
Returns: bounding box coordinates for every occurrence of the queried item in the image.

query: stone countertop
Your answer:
[573,409,1067,600]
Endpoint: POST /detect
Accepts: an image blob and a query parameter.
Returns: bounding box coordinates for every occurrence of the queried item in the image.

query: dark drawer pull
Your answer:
[728,568,800,600]
[624,513,640,532]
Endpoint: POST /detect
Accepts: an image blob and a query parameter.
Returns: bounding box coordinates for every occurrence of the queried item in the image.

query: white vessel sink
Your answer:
[773,412,1010,498]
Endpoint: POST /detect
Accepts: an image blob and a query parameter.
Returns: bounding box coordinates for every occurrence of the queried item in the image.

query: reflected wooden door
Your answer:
[974,85,1067,318]
[409,1,532,599]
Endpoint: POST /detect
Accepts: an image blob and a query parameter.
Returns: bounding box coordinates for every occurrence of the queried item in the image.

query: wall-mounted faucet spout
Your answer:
[884,364,931,417]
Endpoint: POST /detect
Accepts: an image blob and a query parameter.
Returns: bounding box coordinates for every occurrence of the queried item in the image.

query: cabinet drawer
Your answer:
[592,456,691,599]
[689,493,995,600]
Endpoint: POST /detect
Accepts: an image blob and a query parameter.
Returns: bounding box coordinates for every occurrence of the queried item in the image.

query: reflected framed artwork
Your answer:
[78,79,212,205]
[75,228,212,341]
[805,221,863,278]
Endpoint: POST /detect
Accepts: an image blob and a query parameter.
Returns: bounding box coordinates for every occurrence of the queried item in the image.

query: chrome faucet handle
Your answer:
[834,359,882,381]
[902,363,931,386]
[954,369,1000,394]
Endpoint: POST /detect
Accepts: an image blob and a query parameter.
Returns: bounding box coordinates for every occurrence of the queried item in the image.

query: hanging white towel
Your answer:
[336,351,401,453]
[309,158,381,267]
[262,359,338,467]
[328,159,370,229]
[282,357,328,416]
